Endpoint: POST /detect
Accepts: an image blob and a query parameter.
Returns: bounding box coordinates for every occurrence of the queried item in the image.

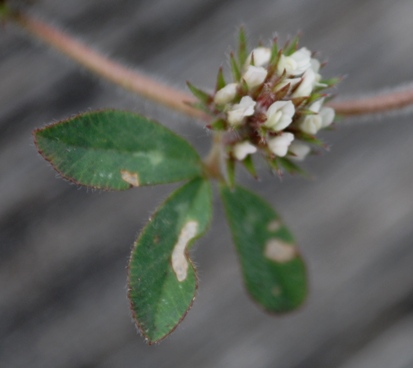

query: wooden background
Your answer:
[1,0,413,367]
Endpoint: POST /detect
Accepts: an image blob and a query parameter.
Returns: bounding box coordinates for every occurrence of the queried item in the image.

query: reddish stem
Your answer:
[13,12,208,121]
[11,12,413,118]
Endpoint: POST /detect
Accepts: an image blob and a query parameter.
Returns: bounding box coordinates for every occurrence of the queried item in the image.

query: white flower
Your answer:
[310,58,328,88]
[292,58,327,97]
[245,47,271,67]
[243,65,268,89]
[268,132,294,157]
[277,47,312,76]
[233,141,257,160]
[264,100,295,131]
[299,98,335,134]
[227,96,256,126]
[292,68,317,97]
[289,142,311,161]
[214,83,238,105]
[299,114,322,135]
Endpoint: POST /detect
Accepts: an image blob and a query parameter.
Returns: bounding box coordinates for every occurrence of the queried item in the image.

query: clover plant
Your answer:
[31,30,339,343]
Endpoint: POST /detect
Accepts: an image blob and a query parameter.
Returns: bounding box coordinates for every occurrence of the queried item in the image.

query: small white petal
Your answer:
[311,58,324,85]
[243,65,268,89]
[310,58,321,74]
[291,48,312,73]
[268,132,294,157]
[289,142,311,161]
[292,68,317,97]
[214,83,238,105]
[227,96,256,126]
[278,47,312,76]
[320,107,335,128]
[233,141,257,161]
[264,100,295,131]
[299,115,323,135]
[277,55,298,76]
[308,98,325,113]
[245,47,271,68]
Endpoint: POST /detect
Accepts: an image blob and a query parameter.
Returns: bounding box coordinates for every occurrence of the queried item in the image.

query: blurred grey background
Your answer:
[1,0,413,367]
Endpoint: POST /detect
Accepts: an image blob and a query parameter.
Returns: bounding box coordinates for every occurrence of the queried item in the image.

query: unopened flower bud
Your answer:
[289,142,311,161]
[264,100,295,131]
[233,141,257,160]
[320,107,335,128]
[299,115,322,135]
[227,96,256,126]
[245,47,271,67]
[243,65,268,89]
[299,98,334,134]
[268,132,294,157]
[214,83,238,105]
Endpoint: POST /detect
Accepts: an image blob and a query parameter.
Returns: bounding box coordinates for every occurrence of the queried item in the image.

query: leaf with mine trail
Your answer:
[128,177,212,343]
[34,110,203,190]
[220,184,307,312]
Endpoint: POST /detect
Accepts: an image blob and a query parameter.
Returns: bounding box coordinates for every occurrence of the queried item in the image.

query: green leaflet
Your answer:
[220,184,307,312]
[128,178,212,343]
[34,110,203,190]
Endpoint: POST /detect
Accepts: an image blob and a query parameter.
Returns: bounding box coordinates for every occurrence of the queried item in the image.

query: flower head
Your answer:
[187,31,339,177]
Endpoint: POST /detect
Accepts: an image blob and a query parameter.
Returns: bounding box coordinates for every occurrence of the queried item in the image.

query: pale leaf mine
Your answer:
[171,221,198,282]
[264,239,297,263]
